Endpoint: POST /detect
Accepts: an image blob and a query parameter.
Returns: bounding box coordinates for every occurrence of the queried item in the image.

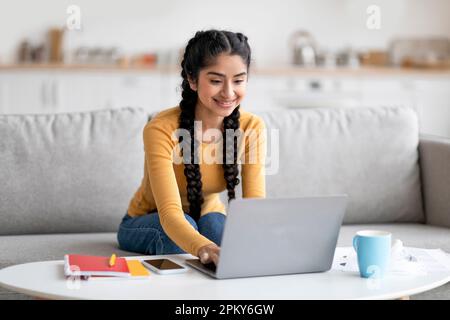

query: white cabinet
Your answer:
[244,75,282,111]
[246,76,362,110]
[360,79,416,110]
[277,77,362,109]
[245,74,449,137]
[54,73,114,112]
[160,72,181,108]
[0,70,164,114]
[414,79,450,137]
[0,68,449,138]
[57,72,162,113]
[110,73,162,111]
[0,72,55,114]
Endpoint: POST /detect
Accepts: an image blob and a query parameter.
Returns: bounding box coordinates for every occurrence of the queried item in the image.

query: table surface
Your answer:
[1,253,449,300]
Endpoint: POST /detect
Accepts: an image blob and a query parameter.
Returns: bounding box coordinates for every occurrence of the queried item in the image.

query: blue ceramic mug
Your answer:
[353,230,391,278]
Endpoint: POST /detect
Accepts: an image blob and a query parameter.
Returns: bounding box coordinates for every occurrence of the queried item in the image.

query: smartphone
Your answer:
[141,258,188,275]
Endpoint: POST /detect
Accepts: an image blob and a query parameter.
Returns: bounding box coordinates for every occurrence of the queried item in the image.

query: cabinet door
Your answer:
[113,73,162,112]
[55,73,116,113]
[415,79,450,138]
[0,71,165,115]
[160,73,181,109]
[56,72,163,113]
[0,72,52,114]
[276,77,362,109]
[361,79,416,110]
[244,75,285,111]
[0,73,5,113]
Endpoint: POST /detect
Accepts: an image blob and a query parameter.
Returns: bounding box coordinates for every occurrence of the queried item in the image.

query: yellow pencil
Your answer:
[109,254,116,267]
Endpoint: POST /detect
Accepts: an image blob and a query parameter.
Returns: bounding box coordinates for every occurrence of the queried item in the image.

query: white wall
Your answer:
[0,0,449,66]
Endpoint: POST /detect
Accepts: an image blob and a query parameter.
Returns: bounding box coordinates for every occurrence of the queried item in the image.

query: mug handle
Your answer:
[353,235,359,252]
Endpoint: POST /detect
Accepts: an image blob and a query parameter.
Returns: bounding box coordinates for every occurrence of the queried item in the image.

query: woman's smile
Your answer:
[213,98,237,108]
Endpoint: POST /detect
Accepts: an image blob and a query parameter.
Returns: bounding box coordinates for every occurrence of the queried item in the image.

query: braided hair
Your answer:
[179,30,251,221]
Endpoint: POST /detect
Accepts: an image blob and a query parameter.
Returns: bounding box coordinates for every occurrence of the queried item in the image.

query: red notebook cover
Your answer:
[65,254,130,277]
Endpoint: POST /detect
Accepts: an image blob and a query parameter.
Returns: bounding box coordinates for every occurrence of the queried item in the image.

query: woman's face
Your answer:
[189,53,248,119]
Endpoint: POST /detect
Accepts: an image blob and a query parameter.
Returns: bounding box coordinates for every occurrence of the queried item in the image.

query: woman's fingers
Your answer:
[210,252,219,266]
[200,251,210,264]
[198,243,221,265]
[209,247,220,265]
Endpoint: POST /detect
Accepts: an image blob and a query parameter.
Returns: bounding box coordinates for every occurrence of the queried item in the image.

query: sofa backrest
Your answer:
[253,106,425,224]
[0,106,425,235]
[0,108,148,235]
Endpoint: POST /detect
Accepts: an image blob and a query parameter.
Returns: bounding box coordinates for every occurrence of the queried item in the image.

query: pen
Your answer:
[109,254,116,267]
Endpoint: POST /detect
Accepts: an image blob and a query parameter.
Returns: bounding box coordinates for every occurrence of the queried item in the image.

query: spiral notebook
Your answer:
[64,254,150,280]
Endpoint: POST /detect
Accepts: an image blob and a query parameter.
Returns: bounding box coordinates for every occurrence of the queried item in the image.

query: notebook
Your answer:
[64,254,150,280]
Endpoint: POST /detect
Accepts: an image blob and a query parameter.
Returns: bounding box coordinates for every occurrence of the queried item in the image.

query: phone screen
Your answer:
[143,259,184,270]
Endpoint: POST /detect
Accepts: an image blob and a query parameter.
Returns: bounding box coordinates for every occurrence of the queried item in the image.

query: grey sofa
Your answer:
[0,106,449,300]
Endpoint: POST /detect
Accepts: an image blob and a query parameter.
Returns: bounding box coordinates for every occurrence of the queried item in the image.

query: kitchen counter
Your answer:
[1,63,450,77]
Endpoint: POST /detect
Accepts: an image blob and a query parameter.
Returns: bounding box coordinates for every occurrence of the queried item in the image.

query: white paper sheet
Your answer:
[332,246,450,276]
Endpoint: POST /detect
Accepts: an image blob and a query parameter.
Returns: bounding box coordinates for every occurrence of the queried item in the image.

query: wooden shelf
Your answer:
[251,65,450,77]
[0,63,177,73]
[0,63,449,77]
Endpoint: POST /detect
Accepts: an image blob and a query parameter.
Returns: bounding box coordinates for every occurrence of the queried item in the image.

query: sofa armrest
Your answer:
[419,134,450,228]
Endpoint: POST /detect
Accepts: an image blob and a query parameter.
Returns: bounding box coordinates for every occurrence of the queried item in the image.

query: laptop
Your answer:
[185,195,348,279]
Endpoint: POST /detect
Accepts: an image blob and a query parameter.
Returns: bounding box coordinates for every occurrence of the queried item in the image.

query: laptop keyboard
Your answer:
[202,262,217,272]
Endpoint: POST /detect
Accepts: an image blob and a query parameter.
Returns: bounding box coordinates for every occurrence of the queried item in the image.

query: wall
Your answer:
[0,0,449,66]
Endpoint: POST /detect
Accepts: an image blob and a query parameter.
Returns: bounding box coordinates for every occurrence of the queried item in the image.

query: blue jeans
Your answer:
[117,211,226,255]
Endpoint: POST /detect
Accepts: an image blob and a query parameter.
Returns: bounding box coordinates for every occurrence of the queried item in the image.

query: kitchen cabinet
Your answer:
[245,76,362,110]
[360,79,416,110]
[275,77,362,109]
[108,73,162,111]
[0,67,449,137]
[54,73,114,112]
[244,75,282,111]
[0,72,54,114]
[414,79,450,137]
[0,70,162,114]
[160,72,182,108]
[244,74,449,137]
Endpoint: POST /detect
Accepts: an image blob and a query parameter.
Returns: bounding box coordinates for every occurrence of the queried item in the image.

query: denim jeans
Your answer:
[117,211,226,255]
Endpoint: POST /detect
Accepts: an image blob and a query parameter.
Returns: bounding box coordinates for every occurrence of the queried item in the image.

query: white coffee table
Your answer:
[1,253,449,300]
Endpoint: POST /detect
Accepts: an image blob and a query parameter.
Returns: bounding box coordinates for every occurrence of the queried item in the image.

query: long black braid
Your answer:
[178,30,251,221]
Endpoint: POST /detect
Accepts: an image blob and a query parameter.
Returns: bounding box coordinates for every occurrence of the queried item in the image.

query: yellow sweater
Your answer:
[127,106,266,256]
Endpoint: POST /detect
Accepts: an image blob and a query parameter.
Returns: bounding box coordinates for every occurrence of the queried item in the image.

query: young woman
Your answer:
[117,30,266,266]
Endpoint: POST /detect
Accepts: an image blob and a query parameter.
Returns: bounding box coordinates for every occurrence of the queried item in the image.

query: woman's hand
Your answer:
[197,243,220,266]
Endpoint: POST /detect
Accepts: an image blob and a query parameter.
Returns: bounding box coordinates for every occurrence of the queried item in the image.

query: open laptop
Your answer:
[185,195,348,279]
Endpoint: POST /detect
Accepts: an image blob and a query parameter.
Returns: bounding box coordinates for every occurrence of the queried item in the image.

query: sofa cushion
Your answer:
[0,108,148,235]
[257,107,424,224]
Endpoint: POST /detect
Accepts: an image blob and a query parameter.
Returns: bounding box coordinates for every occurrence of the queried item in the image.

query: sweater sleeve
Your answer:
[143,120,214,256]
[241,116,266,198]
